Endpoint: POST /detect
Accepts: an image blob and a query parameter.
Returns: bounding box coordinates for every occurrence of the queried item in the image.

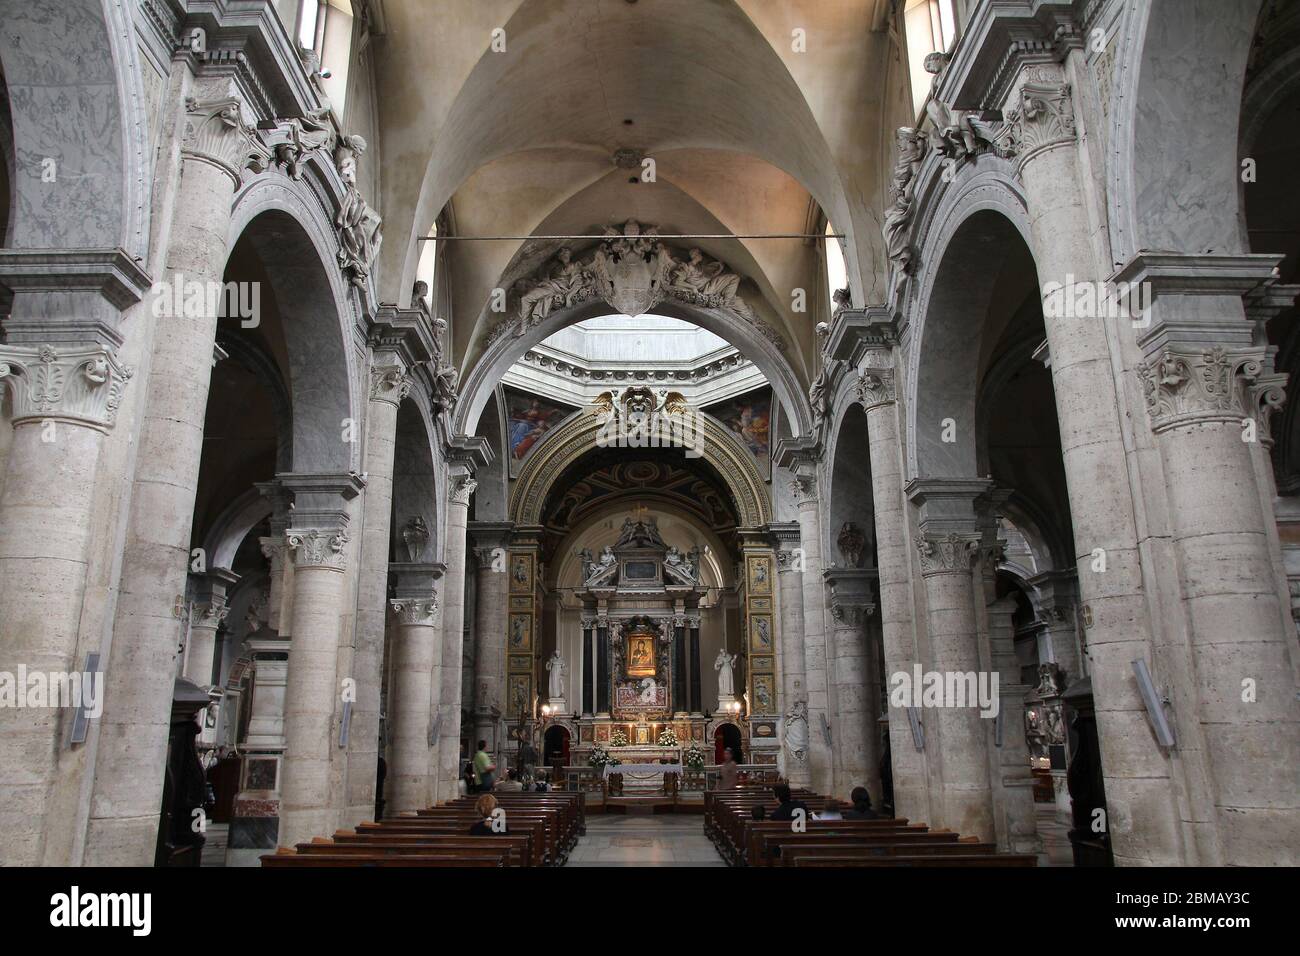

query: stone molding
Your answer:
[285,528,350,571]
[829,602,875,629]
[915,531,981,576]
[0,344,133,431]
[389,598,438,627]
[1137,345,1287,436]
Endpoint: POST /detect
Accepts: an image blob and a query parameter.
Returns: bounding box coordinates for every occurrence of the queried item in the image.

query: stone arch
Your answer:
[456,296,812,441]
[0,0,150,256]
[823,377,876,567]
[392,394,440,564]
[905,175,1035,480]
[228,176,361,474]
[1108,0,1263,263]
[510,408,770,530]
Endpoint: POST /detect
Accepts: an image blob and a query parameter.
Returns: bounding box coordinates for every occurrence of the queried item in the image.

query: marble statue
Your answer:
[546,651,566,700]
[784,700,810,759]
[715,648,737,698]
[334,134,383,286]
[402,515,429,562]
[838,521,866,568]
[884,126,927,298]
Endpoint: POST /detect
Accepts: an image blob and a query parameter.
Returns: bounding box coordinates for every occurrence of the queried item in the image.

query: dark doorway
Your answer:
[714,723,742,764]
[543,725,571,766]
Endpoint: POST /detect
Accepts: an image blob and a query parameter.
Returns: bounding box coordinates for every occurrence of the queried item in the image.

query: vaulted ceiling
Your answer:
[371,0,910,397]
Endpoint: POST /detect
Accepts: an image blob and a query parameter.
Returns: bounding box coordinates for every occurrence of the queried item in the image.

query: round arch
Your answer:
[1108,0,1263,263]
[0,0,150,256]
[457,296,812,440]
[227,176,361,474]
[905,173,1035,481]
[510,408,771,529]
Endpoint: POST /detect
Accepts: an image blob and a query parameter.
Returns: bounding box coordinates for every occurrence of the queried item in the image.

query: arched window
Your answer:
[824,220,847,316]
[416,222,438,311]
[904,0,956,117]
[282,0,354,119]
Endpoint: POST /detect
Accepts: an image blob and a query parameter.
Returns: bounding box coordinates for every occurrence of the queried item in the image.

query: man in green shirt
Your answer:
[473,740,496,792]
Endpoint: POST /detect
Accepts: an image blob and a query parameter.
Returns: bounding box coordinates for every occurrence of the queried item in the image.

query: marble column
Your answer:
[342,352,411,829]
[276,473,363,848]
[1011,69,1185,864]
[986,591,1041,855]
[855,342,931,824]
[256,481,294,633]
[772,523,811,787]
[0,247,147,866]
[469,522,512,758]
[185,569,239,689]
[1116,252,1300,865]
[908,479,996,841]
[825,570,879,802]
[790,472,833,793]
[386,567,440,816]
[84,89,275,864]
[434,474,476,804]
[1028,570,1081,683]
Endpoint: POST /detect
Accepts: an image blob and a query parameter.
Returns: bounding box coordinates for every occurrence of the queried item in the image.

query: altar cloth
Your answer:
[602,762,684,779]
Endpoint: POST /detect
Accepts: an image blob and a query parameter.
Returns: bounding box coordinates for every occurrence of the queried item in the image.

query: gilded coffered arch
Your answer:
[510,407,770,530]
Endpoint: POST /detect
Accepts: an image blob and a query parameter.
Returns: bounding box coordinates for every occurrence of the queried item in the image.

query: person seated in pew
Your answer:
[497,769,524,793]
[842,786,880,820]
[469,794,508,835]
[750,805,766,821]
[769,783,810,822]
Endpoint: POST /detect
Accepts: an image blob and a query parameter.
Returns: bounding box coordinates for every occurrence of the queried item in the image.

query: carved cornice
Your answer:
[286,528,350,571]
[938,1,1083,112]
[0,344,132,431]
[1137,345,1288,436]
[915,531,980,576]
[181,97,273,188]
[855,369,896,410]
[389,598,438,627]
[368,362,411,406]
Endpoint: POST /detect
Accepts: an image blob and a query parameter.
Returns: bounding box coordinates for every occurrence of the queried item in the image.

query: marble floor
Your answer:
[567,814,726,867]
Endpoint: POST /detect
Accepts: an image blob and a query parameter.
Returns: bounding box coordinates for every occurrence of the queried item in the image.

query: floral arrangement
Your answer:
[683,743,706,770]
[610,728,630,748]
[657,727,679,747]
[588,746,620,769]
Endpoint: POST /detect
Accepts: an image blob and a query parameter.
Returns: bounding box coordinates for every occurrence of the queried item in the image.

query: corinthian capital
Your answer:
[192,599,230,626]
[914,531,980,575]
[450,477,478,505]
[1136,345,1287,435]
[855,369,896,410]
[789,475,818,505]
[368,362,410,405]
[286,528,350,571]
[0,344,132,431]
[389,597,438,626]
[182,97,273,188]
[997,70,1076,166]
